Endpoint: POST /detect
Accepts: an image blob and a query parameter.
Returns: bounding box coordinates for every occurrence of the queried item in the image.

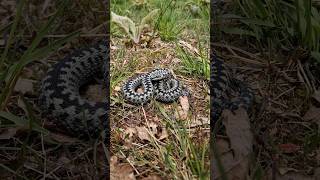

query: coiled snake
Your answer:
[38,40,252,138]
[38,41,187,138]
[122,68,189,104]
[211,54,254,121]
[38,41,108,138]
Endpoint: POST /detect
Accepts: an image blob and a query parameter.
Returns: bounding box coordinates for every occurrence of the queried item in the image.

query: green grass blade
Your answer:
[0,163,30,180]
[22,30,80,66]
[20,0,70,59]
[0,0,26,70]
[0,111,49,135]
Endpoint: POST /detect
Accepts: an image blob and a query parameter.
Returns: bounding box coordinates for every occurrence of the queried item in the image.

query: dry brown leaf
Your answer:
[136,126,151,141]
[180,96,189,112]
[14,78,35,94]
[123,127,137,139]
[137,88,144,93]
[278,167,298,175]
[147,122,158,135]
[175,96,189,120]
[140,174,163,180]
[178,40,199,55]
[0,128,17,139]
[215,138,230,154]
[122,127,137,148]
[303,105,320,121]
[189,116,210,128]
[110,156,136,180]
[57,155,71,165]
[110,156,118,166]
[265,168,316,180]
[211,139,235,179]
[17,97,27,114]
[111,45,119,50]
[114,86,121,91]
[278,143,300,154]
[312,89,320,103]
[49,132,79,143]
[158,127,168,140]
[85,84,106,102]
[172,57,181,63]
[222,108,253,158]
[212,108,253,179]
[153,116,160,122]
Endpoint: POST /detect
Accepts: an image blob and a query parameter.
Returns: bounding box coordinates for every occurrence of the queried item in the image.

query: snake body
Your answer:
[211,55,254,121]
[38,40,252,137]
[38,41,108,138]
[122,69,188,104]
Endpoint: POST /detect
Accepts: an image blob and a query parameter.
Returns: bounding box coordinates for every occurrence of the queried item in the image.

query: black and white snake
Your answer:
[211,54,254,121]
[38,40,253,138]
[38,41,108,138]
[122,68,189,104]
[38,41,188,138]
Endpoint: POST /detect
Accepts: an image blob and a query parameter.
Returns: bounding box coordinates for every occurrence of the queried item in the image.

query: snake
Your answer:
[211,54,254,121]
[38,40,108,139]
[122,68,189,104]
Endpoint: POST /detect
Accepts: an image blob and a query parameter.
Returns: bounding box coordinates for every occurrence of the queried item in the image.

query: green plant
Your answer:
[176,45,209,80]
[111,9,159,43]
[218,0,320,61]
[0,0,80,110]
[154,0,185,41]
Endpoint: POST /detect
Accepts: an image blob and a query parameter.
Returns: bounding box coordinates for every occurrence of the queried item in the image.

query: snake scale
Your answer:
[122,68,189,104]
[38,41,108,138]
[211,54,254,121]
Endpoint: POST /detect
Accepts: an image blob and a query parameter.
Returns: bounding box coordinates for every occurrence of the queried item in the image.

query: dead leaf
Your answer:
[0,128,17,139]
[278,167,298,175]
[212,108,253,179]
[58,155,71,165]
[49,132,79,143]
[175,96,189,120]
[85,84,106,102]
[303,105,320,121]
[222,108,253,159]
[211,142,235,179]
[136,126,151,141]
[178,40,199,56]
[312,89,320,103]
[140,174,162,180]
[215,138,230,154]
[110,156,136,180]
[180,96,189,112]
[123,127,137,139]
[265,168,315,180]
[278,143,300,154]
[153,116,160,122]
[172,58,181,63]
[122,127,137,148]
[17,97,27,114]
[147,122,158,135]
[158,127,168,140]
[114,86,121,91]
[14,78,35,94]
[190,116,210,128]
[137,88,144,93]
